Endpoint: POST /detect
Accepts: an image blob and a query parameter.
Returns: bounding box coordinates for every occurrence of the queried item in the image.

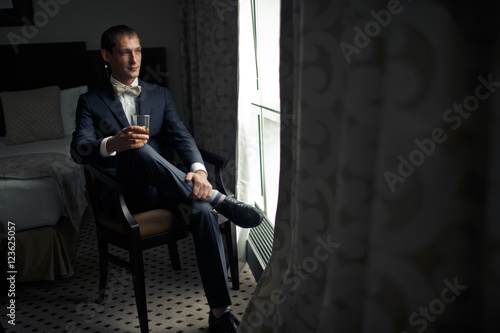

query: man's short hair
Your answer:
[101,25,140,54]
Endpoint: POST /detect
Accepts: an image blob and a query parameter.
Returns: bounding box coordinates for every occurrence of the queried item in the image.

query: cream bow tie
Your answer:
[113,84,141,97]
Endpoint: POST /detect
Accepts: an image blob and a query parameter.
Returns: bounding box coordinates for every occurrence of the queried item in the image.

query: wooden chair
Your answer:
[83,149,239,333]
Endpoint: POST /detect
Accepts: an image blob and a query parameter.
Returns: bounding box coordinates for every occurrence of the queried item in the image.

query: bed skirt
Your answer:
[2,208,89,282]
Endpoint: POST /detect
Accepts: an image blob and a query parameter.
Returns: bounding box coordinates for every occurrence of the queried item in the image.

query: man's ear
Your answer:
[101,49,111,62]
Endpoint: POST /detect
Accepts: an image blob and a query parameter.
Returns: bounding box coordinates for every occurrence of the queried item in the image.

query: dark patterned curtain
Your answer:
[179,0,238,192]
[240,1,500,332]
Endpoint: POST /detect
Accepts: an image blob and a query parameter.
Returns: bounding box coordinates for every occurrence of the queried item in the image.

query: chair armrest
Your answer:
[84,164,121,192]
[199,148,232,196]
[199,148,228,171]
[84,164,139,231]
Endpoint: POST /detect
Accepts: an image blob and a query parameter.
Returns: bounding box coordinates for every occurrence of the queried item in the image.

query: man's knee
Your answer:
[120,144,154,162]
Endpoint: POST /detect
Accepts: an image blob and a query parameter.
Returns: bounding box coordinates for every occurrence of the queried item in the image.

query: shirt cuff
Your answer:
[190,162,207,174]
[100,137,117,157]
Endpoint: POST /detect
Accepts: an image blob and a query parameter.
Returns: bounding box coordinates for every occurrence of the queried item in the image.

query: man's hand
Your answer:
[107,126,149,154]
[186,170,212,200]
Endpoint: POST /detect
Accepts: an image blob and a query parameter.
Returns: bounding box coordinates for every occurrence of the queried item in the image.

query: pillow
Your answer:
[60,85,88,136]
[0,86,63,145]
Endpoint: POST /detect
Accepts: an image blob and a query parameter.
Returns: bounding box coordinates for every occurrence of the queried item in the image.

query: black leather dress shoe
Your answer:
[209,311,240,333]
[214,197,263,228]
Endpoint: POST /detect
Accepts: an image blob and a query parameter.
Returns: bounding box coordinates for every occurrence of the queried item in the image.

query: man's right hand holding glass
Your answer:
[106,126,149,154]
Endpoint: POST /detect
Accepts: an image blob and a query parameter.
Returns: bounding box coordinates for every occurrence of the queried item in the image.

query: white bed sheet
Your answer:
[0,135,72,158]
[0,135,80,232]
[0,177,63,232]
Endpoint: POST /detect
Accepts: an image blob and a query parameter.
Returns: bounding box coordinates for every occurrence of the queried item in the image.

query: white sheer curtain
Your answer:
[239,0,500,332]
[236,0,281,270]
[236,0,259,270]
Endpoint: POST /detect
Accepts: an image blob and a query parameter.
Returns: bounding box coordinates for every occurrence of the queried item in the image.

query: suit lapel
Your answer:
[98,83,130,127]
[137,79,153,116]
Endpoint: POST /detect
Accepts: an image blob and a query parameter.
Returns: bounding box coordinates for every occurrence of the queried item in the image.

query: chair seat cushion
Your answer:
[99,209,181,238]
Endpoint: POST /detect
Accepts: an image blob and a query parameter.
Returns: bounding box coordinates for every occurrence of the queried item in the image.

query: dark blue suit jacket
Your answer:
[71,79,203,172]
[71,79,204,212]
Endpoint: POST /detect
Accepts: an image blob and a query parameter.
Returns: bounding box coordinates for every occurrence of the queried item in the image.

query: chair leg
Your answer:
[167,241,182,270]
[130,247,149,333]
[224,221,240,290]
[97,238,109,302]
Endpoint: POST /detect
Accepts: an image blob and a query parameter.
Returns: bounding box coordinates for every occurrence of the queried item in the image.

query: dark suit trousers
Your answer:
[116,144,231,309]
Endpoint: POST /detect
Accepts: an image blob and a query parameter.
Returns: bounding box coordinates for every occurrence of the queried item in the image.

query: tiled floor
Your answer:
[1,216,257,332]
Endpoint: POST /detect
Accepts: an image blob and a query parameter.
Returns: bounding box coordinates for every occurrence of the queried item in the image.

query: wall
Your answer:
[0,0,184,112]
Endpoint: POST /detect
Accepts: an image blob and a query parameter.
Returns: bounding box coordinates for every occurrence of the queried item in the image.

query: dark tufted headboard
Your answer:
[0,42,168,136]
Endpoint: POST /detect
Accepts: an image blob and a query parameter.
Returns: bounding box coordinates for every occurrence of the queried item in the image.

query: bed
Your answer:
[0,41,168,281]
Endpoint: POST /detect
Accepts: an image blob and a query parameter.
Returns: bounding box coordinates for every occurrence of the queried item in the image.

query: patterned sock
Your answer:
[207,189,226,206]
[212,306,231,318]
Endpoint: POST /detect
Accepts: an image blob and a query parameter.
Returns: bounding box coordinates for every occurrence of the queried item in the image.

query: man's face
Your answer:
[102,33,142,85]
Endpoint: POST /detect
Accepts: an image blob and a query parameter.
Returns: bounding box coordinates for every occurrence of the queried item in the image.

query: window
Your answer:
[237,0,280,279]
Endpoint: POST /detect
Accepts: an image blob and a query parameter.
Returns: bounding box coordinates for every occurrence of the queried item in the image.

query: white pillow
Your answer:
[1,86,63,145]
[60,85,88,136]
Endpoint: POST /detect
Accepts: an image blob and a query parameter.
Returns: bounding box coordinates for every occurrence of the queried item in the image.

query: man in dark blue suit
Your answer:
[71,25,262,333]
